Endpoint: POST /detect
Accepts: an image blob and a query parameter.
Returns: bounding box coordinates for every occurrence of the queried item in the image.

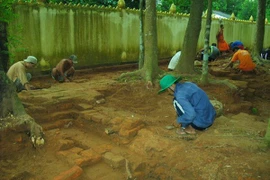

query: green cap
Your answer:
[24,56,37,64]
[69,55,78,64]
[159,74,182,93]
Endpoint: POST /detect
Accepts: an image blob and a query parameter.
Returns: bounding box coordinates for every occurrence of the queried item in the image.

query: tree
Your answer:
[118,0,163,85]
[138,0,145,69]
[157,0,192,14]
[142,0,161,81]
[0,0,44,148]
[237,0,258,20]
[201,0,213,85]
[266,0,270,20]
[212,0,227,12]
[252,0,266,63]
[0,0,14,72]
[174,0,204,74]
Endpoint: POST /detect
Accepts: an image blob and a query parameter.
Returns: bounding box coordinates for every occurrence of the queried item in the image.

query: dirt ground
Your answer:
[1,57,270,180]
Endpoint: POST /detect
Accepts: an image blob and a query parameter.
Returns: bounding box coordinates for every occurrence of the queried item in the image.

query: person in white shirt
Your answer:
[7,56,38,92]
[168,51,181,71]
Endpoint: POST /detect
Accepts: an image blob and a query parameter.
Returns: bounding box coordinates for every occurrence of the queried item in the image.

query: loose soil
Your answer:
[1,58,270,180]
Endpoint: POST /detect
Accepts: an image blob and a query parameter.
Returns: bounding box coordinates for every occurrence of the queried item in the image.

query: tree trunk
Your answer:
[138,0,145,69]
[0,71,25,117]
[175,0,204,74]
[252,0,266,63]
[201,0,212,85]
[118,0,162,86]
[0,22,9,72]
[0,71,44,147]
[0,0,44,147]
[142,0,160,82]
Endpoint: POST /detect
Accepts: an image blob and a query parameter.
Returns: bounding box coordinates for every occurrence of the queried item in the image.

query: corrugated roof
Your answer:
[212,10,232,19]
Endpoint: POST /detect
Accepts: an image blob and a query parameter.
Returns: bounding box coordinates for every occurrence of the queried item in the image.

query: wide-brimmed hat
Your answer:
[24,56,37,64]
[69,55,78,64]
[159,74,182,93]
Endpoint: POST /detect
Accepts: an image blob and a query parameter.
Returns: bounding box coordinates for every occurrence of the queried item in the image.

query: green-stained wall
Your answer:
[8,2,270,73]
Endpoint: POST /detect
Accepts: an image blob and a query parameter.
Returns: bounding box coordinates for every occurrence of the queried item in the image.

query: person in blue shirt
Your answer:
[229,40,244,50]
[159,75,216,135]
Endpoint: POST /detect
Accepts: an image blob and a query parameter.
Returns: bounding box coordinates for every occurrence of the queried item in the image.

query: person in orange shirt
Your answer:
[224,47,256,72]
[216,24,230,53]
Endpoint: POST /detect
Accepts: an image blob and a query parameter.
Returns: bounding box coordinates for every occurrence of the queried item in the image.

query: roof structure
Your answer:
[212,10,232,19]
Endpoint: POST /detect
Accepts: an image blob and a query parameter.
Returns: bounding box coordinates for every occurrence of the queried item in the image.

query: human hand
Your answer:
[29,84,36,90]
[25,83,35,91]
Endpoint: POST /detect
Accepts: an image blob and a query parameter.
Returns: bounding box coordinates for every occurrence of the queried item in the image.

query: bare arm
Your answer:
[24,83,35,91]
[224,61,233,70]
[55,60,72,82]
[55,60,66,77]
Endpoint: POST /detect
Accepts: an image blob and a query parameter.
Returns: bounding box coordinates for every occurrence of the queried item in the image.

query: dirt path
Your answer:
[1,61,270,180]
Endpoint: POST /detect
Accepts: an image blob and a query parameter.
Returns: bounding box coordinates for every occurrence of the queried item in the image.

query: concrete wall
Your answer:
[8,2,270,73]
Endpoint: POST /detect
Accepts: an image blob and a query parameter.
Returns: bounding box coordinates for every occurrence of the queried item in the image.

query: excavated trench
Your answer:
[1,62,270,179]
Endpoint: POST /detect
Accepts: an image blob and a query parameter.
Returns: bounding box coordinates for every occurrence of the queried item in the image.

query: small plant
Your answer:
[251,107,258,115]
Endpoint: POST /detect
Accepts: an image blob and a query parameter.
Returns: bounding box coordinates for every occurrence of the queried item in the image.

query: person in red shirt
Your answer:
[224,47,256,72]
[216,24,230,53]
[51,55,78,83]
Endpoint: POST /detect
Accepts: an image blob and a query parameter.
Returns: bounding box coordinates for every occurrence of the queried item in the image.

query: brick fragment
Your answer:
[75,149,102,167]
[103,152,125,168]
[53,165,83,180]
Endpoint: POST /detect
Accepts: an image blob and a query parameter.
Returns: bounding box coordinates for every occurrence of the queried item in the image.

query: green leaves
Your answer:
[0,0,15,23]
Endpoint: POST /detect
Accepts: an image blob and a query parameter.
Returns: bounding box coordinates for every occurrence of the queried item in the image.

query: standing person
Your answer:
[51,55,78,83]
[159,75,216,135]
[168,51,181,71]
[7,56,38,92]
[224,47,256,72]
[216,24,230,53]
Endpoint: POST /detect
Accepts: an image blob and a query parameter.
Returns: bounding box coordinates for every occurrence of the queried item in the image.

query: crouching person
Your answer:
[7,56,38,92]
[51,55,78,83]
[159,75,216,135]
[224,47,256,72]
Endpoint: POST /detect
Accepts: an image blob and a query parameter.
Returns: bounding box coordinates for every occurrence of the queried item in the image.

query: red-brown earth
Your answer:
[1,57,270,180]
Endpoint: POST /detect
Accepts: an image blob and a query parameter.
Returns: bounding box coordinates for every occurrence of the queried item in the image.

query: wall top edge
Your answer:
[13,2,269,25]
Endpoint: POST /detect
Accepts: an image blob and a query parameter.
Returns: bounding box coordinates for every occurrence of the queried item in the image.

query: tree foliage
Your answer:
[0,0,16,23]
[237,0,258,20]
[0,0,16,72]
[157,0,191,14]
[267,0,270,20]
